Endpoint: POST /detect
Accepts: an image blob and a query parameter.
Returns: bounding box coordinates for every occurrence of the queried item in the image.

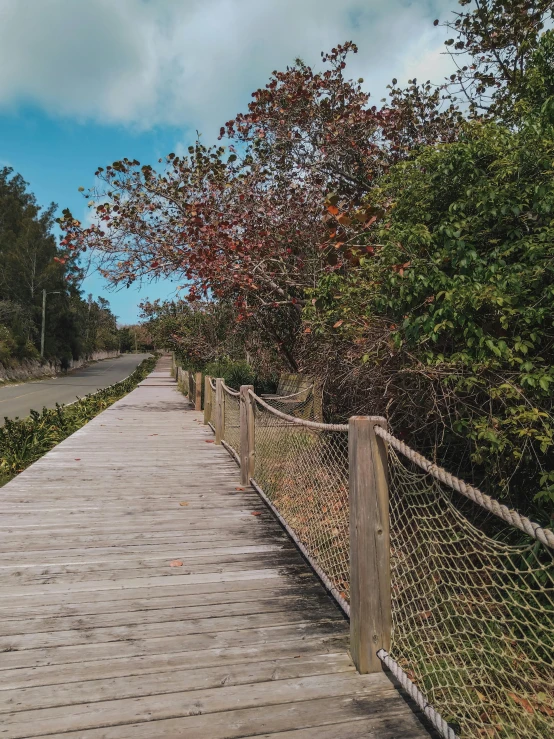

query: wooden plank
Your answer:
[0,583,327,620]
[0,593,339,637]
[0,622,347,672]
[0,638,349,691]
[36,697,432,739]
[0,652,355,713]
[0,609,343,652]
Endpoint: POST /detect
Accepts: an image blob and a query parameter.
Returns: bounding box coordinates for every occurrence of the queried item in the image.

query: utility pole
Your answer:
[40,289,61,358]
[41,289,46,359]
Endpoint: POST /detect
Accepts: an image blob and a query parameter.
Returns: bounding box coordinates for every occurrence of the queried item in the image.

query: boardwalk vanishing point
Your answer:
[0,356,434,738]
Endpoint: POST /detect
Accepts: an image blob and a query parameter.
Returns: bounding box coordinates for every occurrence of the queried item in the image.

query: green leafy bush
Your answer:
[202,358,277,394]
[307,95,554,517]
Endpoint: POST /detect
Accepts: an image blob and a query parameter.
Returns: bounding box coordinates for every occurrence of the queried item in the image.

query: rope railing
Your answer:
[375,425,554,549]
[262,382,322,421]
[265,384,314,400]
[251,391,347,431]
[181,374,554,739]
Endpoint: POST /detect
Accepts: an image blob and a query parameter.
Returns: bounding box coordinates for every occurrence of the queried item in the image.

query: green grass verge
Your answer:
[0,355,157,485]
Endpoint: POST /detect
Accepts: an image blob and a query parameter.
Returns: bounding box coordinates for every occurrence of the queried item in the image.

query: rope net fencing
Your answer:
[189,372,196,403]
[261,385,318,421]
[251,394,350,604]
[385,444,554,739]
[222,384,240,457]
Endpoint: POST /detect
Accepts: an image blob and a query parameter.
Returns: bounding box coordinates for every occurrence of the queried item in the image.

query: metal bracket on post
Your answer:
[239,385,255,486]
[203,376,211,425]
[195,372,202,411]
[215,378,224,444]
[348,415,391,674]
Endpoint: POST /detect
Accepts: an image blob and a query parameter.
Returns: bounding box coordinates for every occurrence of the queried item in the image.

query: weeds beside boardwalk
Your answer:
[0,355,157,484]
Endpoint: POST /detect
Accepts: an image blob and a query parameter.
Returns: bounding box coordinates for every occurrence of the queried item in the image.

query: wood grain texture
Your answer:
[0,356,432,738]
[348,415,392,674]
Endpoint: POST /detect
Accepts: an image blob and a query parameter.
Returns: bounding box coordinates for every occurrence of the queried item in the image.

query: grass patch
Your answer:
[0,355,157,483]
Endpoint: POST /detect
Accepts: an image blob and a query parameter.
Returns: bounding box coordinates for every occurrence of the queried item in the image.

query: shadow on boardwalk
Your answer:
[0,357,434,738]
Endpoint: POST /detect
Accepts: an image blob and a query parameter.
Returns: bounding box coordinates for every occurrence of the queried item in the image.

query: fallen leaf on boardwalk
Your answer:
[179,502,189,506]
[170,560,183,567]
[205,440,215,443]
[148,434,158,436]
[74,458,81,461]
[251,511,262,516]
[235,487,244,491]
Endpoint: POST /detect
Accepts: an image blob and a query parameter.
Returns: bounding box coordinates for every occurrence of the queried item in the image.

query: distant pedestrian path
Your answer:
[0,353,151,423]
[0,356,432,738]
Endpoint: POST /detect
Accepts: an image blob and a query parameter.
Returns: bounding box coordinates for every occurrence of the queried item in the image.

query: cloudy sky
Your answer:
[0,0,455,323]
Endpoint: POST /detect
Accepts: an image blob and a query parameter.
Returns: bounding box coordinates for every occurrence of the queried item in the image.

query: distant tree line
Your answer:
[0,167,122,366]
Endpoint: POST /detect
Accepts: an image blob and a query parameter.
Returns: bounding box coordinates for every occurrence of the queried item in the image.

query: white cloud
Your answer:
[0,0,456,136]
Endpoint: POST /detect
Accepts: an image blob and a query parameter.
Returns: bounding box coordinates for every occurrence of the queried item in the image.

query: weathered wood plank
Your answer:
[33,698,431,739]
[0,652,355,713]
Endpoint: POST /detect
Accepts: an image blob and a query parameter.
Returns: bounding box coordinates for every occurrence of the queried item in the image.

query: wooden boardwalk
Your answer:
[0,357,433,738]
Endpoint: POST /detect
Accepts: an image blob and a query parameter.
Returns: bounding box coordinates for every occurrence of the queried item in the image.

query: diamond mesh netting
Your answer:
[261,386,318,421]
[251,396,350,602]
[386,447,554,738]
[222,384,240,456]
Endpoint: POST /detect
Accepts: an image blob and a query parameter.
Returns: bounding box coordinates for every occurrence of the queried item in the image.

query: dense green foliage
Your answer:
[0,355,156,483]
[0,167,120,365]
[202,358,277,395]
[305,30,554,514]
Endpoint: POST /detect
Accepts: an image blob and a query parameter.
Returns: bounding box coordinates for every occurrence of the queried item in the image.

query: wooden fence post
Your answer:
[348,415,391,674]
[204,376,212,425]
[183,370,189,397]
[215,378,224,444]
[195,372,202,411]
[239,385,255,485]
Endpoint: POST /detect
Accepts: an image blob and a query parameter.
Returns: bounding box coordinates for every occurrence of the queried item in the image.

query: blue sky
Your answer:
[0,0,453,324]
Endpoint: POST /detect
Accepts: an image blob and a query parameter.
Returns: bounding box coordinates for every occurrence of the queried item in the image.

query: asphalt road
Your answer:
[0,353,152,423]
